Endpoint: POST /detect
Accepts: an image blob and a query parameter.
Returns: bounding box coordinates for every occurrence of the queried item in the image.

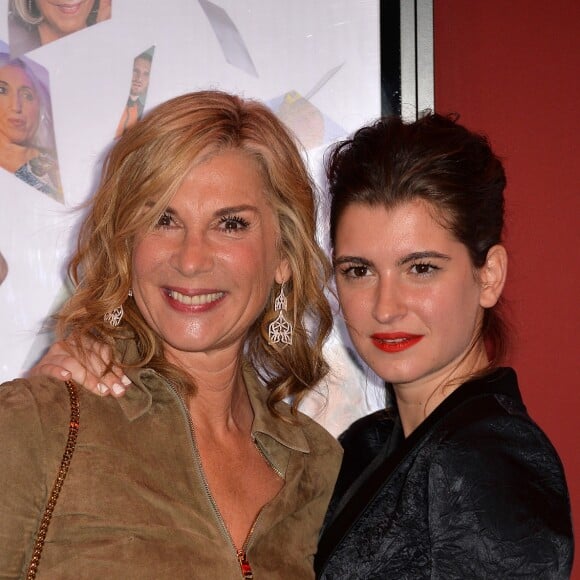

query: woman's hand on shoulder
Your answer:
[26,338,132,397]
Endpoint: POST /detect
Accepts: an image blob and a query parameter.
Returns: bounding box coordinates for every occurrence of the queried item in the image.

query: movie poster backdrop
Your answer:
[0,0,385,434]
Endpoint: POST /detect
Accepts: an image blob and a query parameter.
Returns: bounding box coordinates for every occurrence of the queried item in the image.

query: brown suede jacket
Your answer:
[0,355,341,578]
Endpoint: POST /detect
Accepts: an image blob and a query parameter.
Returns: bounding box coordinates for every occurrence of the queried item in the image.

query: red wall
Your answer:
[434,0,579,572]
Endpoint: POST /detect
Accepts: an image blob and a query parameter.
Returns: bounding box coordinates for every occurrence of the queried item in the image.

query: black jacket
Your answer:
[315,368,574,579]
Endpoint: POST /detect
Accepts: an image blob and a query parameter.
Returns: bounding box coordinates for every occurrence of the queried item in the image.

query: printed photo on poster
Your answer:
[0,43,62,201]
[8,0,112,57]
[115,46,154,139]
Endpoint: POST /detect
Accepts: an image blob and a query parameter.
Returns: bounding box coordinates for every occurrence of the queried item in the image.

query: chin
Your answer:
[365,358,424,386]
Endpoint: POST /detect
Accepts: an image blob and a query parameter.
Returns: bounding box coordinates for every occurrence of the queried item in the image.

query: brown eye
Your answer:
[156,212,173,227]
[219,215,250,232]
[339,265,369,278]
[410,262,439,276]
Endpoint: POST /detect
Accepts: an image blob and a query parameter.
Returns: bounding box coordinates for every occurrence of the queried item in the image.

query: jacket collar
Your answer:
[112,337,311,458]
[316,367,521,573]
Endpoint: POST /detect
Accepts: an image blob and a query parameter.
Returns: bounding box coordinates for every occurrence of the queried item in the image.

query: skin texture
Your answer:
[36,0,94,44]
[334,199,506,435]
[0,65,40,172]
[131,148,289,373]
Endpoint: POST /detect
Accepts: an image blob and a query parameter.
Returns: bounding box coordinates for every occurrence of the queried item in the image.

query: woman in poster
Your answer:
[8,0,111,55]
[0,54,62,199]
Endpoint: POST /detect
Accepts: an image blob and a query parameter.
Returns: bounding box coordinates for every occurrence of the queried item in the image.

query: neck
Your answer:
[37,23,64,44]
[394,344,489,437]
[167,348,253,436]
[0,141,35,173]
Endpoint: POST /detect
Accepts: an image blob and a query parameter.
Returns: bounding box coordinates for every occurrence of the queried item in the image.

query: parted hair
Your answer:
[57,90,333,414]
[326,112,508,364]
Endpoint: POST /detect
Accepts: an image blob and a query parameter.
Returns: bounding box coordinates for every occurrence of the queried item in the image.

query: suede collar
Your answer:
[112,338,311,473]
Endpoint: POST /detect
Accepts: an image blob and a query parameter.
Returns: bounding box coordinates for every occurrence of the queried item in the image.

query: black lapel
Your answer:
[315,368,520,575]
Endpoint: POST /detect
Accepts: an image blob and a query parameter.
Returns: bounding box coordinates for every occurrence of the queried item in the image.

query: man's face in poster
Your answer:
[130,56,151,100]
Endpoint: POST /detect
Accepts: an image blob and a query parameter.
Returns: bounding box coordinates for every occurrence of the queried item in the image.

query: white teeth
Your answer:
[169,290,224,305]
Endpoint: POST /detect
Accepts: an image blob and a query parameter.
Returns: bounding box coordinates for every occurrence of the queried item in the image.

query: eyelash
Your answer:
[337,265,370,279]
[337,262,441,279]
[409,262,440,276]
[218,215,250,231]
[154,213,251,232]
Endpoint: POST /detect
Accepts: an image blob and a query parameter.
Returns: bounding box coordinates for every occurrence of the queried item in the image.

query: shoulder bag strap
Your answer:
[26,379,80,579]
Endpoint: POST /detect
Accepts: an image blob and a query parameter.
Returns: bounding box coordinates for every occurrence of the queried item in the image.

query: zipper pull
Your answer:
[237,549,254,579]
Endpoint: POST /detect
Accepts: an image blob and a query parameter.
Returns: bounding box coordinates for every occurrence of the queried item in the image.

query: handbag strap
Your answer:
[27,379,80,579]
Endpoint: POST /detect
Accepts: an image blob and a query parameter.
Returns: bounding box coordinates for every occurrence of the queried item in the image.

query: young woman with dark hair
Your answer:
[315,113,573,578]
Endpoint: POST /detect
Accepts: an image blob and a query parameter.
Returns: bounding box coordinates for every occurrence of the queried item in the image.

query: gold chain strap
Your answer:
[26,380,80,579]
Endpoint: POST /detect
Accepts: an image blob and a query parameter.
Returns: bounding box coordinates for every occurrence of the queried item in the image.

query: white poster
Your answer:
[0,0,385,434]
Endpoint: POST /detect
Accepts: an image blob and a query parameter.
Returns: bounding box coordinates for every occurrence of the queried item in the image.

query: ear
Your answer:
[478,244,508,308]
[275,257,292,285]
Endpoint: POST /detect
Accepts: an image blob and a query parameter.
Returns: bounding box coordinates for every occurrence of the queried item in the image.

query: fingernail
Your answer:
[121,374,132,386]
[112,383,126,395]
[97,383,109,395]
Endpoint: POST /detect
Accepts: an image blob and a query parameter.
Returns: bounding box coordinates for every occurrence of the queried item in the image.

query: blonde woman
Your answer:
[0,91,341,578]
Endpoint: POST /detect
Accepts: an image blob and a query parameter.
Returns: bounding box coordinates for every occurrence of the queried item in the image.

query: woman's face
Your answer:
[0,65,40,146]
[334,199,489,399]
[131,149,290,368]
[36,0,94,39]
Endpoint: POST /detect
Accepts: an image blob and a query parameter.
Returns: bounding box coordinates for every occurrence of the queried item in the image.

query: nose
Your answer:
[10,92,23,113]
[170,230,214,276]
[372,274,407,324]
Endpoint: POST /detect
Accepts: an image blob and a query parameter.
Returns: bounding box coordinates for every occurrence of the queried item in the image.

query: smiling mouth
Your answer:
[8,119,26,128]
[167,289,225,306]
[54,2,84,14]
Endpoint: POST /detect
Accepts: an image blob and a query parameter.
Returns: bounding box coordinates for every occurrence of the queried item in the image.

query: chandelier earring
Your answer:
[268,283,293,345]
[103,305,123,327]
[103,288,132,327]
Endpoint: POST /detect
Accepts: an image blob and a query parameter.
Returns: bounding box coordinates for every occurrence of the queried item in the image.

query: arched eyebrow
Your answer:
[333,256,373,268]
[213,204,258,218]
[144,202,259,219]
[333,252,451,269]
[397,251,451,266]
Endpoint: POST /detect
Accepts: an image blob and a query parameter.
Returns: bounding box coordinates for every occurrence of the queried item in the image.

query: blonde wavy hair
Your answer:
[57,90,332,415]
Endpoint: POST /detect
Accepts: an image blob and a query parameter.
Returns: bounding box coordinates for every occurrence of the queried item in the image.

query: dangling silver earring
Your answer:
[128,289,133,297]
[104,305,123,327]
[268,283,293,345]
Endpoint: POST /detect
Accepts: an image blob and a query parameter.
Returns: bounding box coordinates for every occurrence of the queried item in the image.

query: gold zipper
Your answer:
[237,549,254,579]
[165,379,259,579]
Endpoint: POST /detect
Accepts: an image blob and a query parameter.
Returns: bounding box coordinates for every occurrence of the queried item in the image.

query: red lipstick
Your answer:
[371,332,423,353]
